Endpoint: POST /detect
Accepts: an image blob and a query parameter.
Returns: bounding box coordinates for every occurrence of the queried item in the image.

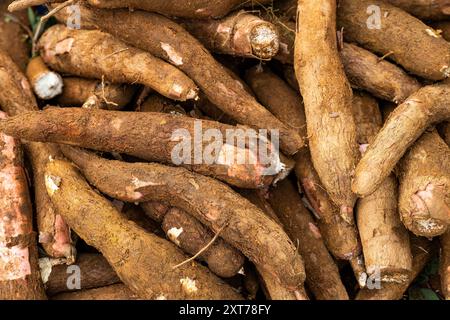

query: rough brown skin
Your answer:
[240,189,307,300]
[86,0,272,19]
[295,0,359,221]
[162,208,245,278]
[397,130,450,237]
[181,10,279,60]
[38,25,199,102]
[294,148,361,261]
[356,236,434,300]
[44,253,120,296]
[353,84,450,197]
[338,0,450,81]
[340,43,421,103]
[8,0,63,12]
[0,0,29,71]
[0,50,74,260]
[244,64,361,260]
[56,77,136,111]
[140,201,170,223]
[73,5,304,155]
[139,94,186,115]
[385,0,450,21]
[440,231,450,299]
[356,175,413,283]
[56,147,305,289]
[44,159,242,300]
[0,107,280,189]
[354,93,412,283]
[268,179,349,300]
[51,283,139,300]
[0,113,46,300]
[121,204,163,236]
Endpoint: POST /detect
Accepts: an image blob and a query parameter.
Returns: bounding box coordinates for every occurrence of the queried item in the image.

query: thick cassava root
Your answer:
[338,0,450,81]
[86,0,273,19]
[0,112,46,300]
[56,146,306,289]
[397,130,450,237]
[161,207,245,278]
[181,11,279,60]
[44,159,242,300]
[268,179,349,300]
[56,77,136,110]
[295,0,359,223]
[42,253,120,296]
[385,0,450,21]
[353,84,450,197]
[353,92,412,284]
[0,107,286,189]
[0,50,74,260]
[38,25,198,102]
[66,4,304,155]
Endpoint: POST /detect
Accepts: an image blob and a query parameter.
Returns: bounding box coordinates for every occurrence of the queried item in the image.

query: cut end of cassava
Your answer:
[250,24,279,59]
[33,72,64,100]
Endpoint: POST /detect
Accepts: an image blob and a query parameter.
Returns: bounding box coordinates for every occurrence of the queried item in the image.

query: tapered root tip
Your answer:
[250,24,279,60]
[33,72,64,100]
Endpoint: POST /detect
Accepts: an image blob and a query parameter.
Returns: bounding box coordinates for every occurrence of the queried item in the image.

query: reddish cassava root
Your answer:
[0,112,46,300]
[295,0,359,222]
[0,50,74,260]
[38,25,198,102]
[44,159,242,300]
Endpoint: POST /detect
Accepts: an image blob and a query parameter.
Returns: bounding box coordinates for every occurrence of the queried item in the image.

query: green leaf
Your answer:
[419,288,440,300]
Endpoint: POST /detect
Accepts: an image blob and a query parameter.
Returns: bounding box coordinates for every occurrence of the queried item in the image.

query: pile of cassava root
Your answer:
[0,0,449,301]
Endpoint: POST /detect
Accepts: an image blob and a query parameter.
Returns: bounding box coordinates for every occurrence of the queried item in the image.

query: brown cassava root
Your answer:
[181,11,279,59]
[0,1,30,71]
[56,146,306,289]
[397,130,450,237]
[385,0,450,21]
[44,159,242,300]
[340,43,421,103]
[356,236,435,300]
[161,208,245,278]
[38,25,198,102]
[441,231,450,299]
[295,0,359,222]
[68,5,304,155]
[353,84,450,197]
[353,94,412,284]
[86,0,273,19]
[0,107,280,189]
[56,77,136,110]
[338,0,450,81]
[268,179,349,300]
[51,284,139,300]
[0,112,46,300]
[245,65,361,261]
[43,253,120,296]
[0,50,74,261]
